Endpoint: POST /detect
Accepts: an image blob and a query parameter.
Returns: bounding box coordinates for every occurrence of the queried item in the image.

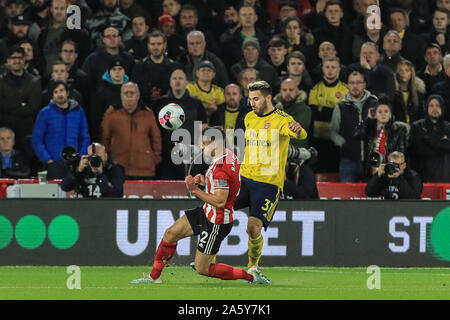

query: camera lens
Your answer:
[368,151,383,167]
[385,162,399,175]
[89,155,102,168]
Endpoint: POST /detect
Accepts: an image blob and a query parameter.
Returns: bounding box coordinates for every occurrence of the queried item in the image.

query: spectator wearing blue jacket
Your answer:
[32,80,91,179]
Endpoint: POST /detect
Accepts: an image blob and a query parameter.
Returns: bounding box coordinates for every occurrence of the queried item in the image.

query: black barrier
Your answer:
[0,199,449,266]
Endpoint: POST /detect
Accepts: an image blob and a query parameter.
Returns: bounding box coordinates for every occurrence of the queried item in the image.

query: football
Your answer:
[158,103,185,131]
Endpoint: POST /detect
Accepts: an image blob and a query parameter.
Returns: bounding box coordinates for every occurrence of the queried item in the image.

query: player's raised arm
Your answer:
[284,120,307,140]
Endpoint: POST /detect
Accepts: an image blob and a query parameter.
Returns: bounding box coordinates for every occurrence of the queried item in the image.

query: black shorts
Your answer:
[184,207,233,255]
[234,176,281,230]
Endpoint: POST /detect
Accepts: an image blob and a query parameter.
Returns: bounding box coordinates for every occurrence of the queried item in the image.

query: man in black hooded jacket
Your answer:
[409,94,450,182]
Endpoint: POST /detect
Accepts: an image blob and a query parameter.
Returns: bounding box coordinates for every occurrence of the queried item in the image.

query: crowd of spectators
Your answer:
[0,0,450,189]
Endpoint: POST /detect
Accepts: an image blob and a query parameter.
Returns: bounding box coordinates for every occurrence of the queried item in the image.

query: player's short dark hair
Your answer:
[202,126,226,142]
[248,80,272,96]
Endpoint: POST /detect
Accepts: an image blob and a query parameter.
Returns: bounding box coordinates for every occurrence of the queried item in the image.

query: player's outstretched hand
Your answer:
[194,174,205,186]
[185,175,199,192]
[288,121,303,134]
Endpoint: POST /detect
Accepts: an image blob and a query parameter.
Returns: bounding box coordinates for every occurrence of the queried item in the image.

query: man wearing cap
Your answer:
[90,58,129,141]
[175,30,229,89]
[158,12,176,37]
[82,26,135,90]
[3,0,26,19]
[431,54,450,121]
[124,14,150,61]
[418,43,446,94]
[409,94,450,182]
[270,0,299,37]
[0,46,41,159]
[230,37,279,93]
[158,11,183,59]
[0,14,34,63]
[186,60,225,122]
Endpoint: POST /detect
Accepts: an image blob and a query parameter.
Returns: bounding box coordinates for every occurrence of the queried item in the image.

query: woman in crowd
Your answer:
[281,16,318,72]
[355,96,409,178]
[393,59,426,124]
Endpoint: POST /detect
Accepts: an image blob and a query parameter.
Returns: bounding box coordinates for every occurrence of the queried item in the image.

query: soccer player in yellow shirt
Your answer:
[234,80,307,282]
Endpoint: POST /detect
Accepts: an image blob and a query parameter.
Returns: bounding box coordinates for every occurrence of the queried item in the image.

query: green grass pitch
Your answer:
[0,266,449,300]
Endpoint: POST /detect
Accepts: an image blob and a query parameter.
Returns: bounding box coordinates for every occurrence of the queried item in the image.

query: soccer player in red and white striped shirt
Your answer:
[132,126,270,284]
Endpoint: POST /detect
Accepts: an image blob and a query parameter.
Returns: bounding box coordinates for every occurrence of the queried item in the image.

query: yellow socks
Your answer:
[248,234,263,268]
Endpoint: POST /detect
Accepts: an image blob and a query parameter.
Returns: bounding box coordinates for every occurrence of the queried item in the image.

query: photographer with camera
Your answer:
[282,145,319,200]
[354,96,408,178]
[60,143,124,198]
[364,151,422,200]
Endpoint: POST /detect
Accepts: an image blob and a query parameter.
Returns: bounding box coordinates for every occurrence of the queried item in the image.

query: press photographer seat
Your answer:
[7,183,66,198]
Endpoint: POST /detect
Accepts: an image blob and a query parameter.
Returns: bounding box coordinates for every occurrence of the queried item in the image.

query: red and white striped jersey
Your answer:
[203,149,241,224]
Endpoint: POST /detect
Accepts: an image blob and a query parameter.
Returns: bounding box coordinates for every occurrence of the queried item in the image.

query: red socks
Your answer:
[150,240,177,280]
[150,240,254,282]
[208,263,254,281]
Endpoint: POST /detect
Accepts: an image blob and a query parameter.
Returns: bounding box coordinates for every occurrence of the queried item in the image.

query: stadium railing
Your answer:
[1,179,449,200]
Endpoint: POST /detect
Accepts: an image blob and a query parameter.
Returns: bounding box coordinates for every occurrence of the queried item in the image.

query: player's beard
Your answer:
[255,99,268,115]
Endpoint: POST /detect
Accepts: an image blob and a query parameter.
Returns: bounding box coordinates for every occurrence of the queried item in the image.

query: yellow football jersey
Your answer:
[186,82,225,106]
[241,108,307,189]
[308,81,348,139]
